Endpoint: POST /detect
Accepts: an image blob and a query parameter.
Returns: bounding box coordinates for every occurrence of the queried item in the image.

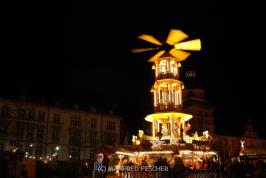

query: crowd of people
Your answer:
[119,155,266,178]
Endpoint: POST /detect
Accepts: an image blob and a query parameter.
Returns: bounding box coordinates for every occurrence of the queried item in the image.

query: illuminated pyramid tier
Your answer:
[145,55,192,143]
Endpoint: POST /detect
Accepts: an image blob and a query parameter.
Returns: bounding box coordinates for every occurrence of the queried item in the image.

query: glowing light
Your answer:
[169,49,191,61]
[138,130,144,138]
[240,140,245,149]
[166,29,189,45]
[115,151,136,156]
[174,39,201,51]
[144,112,192,122]
[55,146,60,151]
[137,150,173,155]
[29,144,33,147]
[151,140,165,150]
[203,130,209,139]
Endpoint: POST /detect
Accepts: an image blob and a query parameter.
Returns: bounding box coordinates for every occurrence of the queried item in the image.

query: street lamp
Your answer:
[55,146,60,151]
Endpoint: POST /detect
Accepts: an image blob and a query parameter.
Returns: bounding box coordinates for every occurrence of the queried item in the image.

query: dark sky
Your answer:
[1,2,265,136]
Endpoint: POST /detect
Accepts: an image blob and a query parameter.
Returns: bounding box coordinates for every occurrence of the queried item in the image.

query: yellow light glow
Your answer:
[179,150,217,156]
[166,29,189,45]
[115,151,136,156]
[131,47,158,53]
[144,112,193,122]
[153,79,182,89]
[138,130,144,138]
[180,150,192,155]
[169,49,191,61]
[138,34,162,45]
[203,130,209,139]
[174,39,201,51]
[137,150,173,155]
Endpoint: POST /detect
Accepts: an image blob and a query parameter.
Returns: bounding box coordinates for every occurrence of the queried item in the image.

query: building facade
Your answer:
[182,87,266,159]
[0,98,122,161]
[183,88,215,135]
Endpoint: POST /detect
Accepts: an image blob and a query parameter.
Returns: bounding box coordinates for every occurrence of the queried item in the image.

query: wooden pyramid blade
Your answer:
[138,34,162,45]
[169,49,191,61]
[166,29,189,45]
[131,47,158,53]
[174,39,201,51]
[147,50,166,62]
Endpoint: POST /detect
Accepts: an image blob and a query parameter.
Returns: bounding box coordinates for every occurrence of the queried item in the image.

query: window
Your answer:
[36,127,44,141]
[69,128,81,146]
[1,106,10,116]
[91,119,97,129]
[35,145,42,157]
[28,110,35,120]
[90,131,97,146]
[18,109,26,119]
[70,116,81,126]
[53,113,60,123]
[16,123,24,139]
[38,111,46,122]
[10,140,16,146]
[104,132,117,146]
[107,121,115,130]
[26,127,34,140]
[52,128,60,142]
[159,60,168,74]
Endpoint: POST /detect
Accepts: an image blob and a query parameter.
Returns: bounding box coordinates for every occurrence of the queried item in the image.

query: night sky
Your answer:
[1,2,265,137]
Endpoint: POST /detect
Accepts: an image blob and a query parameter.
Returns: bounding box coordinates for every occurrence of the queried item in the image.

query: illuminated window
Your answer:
[159,60,168,74]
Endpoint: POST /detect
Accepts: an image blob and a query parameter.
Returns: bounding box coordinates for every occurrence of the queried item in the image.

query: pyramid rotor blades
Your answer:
[166,29,189,45]
[138,34,162,45]
[131,47,159,53]
[147,50,166,62]
[169,49,191,61]
[174,39,201,51]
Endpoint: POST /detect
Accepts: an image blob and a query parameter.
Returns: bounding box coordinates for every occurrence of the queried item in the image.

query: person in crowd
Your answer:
[172,157,186,178]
